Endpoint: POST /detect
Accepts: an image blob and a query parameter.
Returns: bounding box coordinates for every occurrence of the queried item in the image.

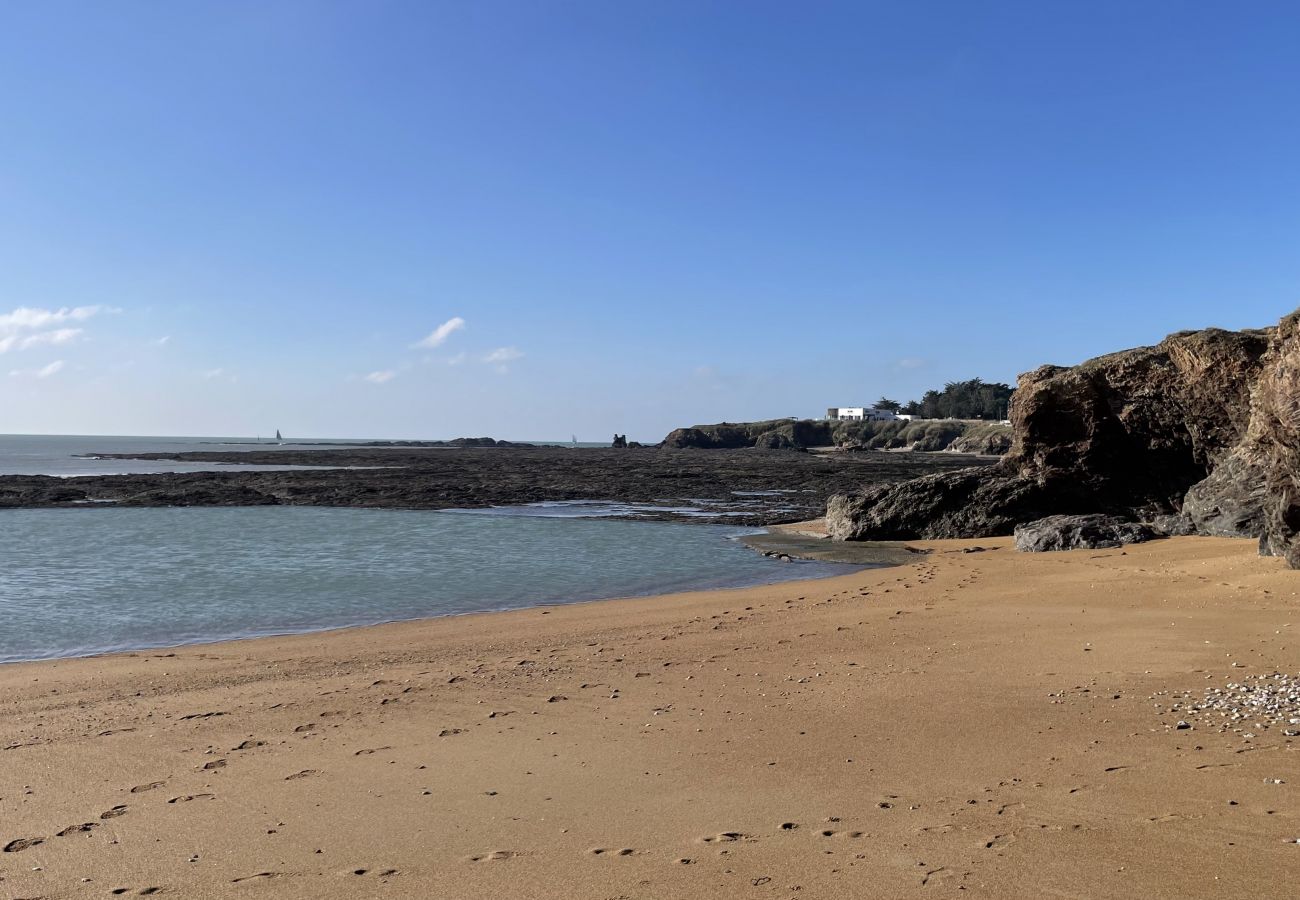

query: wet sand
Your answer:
[2,534,1298,898]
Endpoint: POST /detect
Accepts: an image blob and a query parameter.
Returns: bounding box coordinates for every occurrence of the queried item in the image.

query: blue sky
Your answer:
[2,1,1298,440]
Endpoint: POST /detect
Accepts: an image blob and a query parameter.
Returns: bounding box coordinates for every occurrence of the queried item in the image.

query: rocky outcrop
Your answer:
[946,423,1014,456]
[661,419,834,450]
[1231,311,1300,564]
[1180,454,1270,538]
[1013,514,1158,552]
[828,313,1300,565]
[662,418,1012,454]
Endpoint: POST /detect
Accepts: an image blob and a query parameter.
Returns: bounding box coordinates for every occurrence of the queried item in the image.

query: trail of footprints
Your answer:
[465,819,874,866]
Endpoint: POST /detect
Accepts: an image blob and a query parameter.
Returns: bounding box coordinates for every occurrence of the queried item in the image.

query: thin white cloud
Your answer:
[445,352,467,366]
[0,305,106,334]
[414,317,466,349]
[202,368,226,379]
[893,357,928,371]
[482,346,523,364]
[0,327,85,354]
[364,370,396,384]
[9,359,65,378]
[152,335,171,346]
[28,328,80,349]
[482,346,524,375]
[0,305,118,356]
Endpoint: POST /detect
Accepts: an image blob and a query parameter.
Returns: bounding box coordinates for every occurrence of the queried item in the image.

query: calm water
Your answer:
[0,434,369,476]
[0,434,611,476]
[0,507,857,663]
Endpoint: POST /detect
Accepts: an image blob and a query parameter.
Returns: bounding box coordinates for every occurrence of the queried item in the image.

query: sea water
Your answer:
[0,434,618,476]
[0,433,374,476]
[0,507,857,663]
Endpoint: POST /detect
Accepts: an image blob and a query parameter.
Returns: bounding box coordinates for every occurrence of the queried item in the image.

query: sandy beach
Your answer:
[2,533,1298,899]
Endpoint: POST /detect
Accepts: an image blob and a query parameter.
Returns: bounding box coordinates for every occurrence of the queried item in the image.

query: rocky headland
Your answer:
[827,309,1300,567]
[661,417,1012,453]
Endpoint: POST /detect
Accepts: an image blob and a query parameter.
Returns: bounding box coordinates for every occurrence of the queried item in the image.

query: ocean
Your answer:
[0,433,609,476]
[0,433,370,476]
[0,506,855,664]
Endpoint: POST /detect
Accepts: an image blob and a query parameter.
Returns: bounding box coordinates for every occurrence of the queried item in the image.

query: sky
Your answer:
[2,1,1299,441]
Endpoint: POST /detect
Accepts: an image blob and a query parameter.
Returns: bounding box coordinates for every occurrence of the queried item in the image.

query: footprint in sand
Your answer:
[354,747,392,756]
[202,759,227,770]
[232,740,266,751]
[168,794,215,804]
[468,851,520,862]
[700,832,750,844]
[3,837,43,852]
[56,822,99,836]
[130,781,166,793]
[100,805,129,819]
[232,872,291,883]
[588,848,637,857]
[285,770,319,780]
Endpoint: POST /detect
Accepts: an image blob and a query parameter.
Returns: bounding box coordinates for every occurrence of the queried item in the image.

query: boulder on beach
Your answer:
[1013,514,1158,552]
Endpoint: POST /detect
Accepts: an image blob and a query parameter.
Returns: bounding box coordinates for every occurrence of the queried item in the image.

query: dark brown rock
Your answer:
[827,314,1300,564]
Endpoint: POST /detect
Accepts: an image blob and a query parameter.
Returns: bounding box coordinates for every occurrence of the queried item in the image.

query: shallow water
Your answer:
[0,507,859,663]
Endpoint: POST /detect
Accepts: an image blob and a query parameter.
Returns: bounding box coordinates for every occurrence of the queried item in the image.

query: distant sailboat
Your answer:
[571,434,578,449]
[276,429,283,444]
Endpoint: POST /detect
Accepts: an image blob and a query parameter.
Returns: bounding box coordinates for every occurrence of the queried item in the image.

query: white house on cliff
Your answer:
[826,407,900,422]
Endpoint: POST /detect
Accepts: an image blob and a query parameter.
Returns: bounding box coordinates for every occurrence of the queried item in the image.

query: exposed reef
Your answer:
[0,446,994,527]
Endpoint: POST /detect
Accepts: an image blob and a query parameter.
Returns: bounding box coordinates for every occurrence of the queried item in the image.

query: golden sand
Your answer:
[2,535,1298,898]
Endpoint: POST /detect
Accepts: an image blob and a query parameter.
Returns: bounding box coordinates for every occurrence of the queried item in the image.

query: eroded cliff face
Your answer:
[1234,311,1300,564]
[827,314,1300,565]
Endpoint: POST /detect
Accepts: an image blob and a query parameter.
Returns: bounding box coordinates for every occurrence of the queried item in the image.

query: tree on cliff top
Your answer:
[901,379,1013,420]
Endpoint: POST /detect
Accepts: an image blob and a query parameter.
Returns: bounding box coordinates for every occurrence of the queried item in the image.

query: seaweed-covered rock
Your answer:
[1013,514,1158,552]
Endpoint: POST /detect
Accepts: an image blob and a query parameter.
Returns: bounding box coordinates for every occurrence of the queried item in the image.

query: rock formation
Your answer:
[661,419,834,450]
[660,418,1012,453]
[828,310,1300,567]
[1013,514,1158,552]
